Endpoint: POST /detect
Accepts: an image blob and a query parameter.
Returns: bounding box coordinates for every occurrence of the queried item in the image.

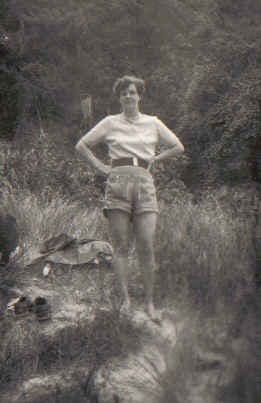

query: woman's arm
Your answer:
[155,142,184,161]
[148,117,184,169]
[148,144,184,170]
[75,140,111,175]
[75,116,111,176]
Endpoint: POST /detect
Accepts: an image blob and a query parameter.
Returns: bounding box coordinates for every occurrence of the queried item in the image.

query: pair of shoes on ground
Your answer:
[7,295,51,321]
[34,297,51,321]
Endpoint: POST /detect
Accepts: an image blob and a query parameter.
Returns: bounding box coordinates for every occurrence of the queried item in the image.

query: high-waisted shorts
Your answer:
[103,166,159,218]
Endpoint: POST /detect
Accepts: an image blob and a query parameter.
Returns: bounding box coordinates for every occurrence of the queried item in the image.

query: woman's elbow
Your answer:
[176,142,184,154]
[75,139,84,153]
[179,143,185,153]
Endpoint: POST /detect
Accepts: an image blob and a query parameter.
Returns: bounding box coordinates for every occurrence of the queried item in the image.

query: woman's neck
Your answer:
[122,107,140,119]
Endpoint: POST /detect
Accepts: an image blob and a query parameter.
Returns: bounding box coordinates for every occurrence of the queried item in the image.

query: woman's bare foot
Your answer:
[146,302,161,323]
[120,298,132,316]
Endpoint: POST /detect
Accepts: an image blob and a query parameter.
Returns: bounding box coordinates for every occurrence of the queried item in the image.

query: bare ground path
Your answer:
[0,256,259,403]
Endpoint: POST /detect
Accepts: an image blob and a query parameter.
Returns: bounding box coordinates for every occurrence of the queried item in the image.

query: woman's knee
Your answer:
[107,210,130,257]
[113,240,130,258]
[136,237,154,259]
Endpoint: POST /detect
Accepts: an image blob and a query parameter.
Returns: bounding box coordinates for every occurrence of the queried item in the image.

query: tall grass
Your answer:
[1,182,256,309]
[155,186,256,309]
[0,186,108,260]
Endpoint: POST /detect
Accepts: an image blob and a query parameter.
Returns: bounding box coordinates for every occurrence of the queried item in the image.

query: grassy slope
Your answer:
[0,186,259,402]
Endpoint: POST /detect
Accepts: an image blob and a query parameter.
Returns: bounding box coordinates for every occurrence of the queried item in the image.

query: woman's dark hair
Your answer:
[113,75,145,96]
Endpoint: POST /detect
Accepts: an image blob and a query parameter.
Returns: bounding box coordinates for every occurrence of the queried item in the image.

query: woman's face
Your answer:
[119,83,140,112]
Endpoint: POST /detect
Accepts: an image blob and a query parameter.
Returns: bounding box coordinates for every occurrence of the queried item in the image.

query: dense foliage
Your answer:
[0,0,260,192]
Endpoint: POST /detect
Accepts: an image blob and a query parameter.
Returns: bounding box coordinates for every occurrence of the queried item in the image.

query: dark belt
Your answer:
[111,157,149,169]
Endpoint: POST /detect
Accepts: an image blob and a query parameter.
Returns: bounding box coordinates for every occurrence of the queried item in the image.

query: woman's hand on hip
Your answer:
[147,156,157,172]
[97,164,111,176]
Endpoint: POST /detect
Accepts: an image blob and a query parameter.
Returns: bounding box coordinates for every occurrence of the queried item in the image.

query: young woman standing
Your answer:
[76,75,184,320]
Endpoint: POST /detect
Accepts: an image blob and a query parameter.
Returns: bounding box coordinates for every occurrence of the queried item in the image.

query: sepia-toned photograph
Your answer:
[0,1,260,402]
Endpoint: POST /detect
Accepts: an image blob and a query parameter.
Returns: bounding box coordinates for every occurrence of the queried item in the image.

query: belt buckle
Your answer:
[133,157,138,166]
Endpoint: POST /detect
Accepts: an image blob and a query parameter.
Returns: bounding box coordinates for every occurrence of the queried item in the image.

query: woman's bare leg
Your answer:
[106,210,131,310]
[133,212,158,319]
